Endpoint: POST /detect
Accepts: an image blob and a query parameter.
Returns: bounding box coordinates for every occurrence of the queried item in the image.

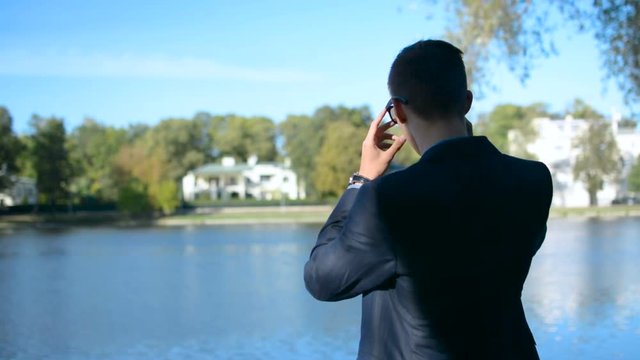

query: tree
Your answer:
[312,105,373,128]
[475,103,549,158]
[153,180,180,215]
[126,123,150,142]
[313,121,367,197]
[112,140,180,214]
[67,118,127,202]
[389,138,420,166]
[279,114,323,196]
[280,105,373,198]
[569,98,604,120]
[628,156,640,193]
[211,115,277,162]
[572,118,621,206]
[433,1,640,105]
[0,107,22,192]
[30,115,72,208]
[144,117,212,181]
[619,117,637,129]
[15,135,35,179]
[117,178,152,215]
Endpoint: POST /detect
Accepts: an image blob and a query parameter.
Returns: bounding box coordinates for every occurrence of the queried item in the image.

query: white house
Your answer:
[512,113,640,207]
[182,155,305,201]
[0,177,38,207]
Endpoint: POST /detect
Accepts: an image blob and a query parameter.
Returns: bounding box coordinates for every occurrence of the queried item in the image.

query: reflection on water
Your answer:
[0,219,639,359]
[523,217,640,359]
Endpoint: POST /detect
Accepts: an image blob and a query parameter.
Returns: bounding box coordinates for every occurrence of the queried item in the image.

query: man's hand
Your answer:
[358,108,407,180]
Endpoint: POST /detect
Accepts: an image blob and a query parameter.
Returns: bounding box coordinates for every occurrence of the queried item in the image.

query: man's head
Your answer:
[388,40,471,121]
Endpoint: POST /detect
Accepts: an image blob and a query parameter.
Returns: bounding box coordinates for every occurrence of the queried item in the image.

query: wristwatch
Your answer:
[348,172,372,186]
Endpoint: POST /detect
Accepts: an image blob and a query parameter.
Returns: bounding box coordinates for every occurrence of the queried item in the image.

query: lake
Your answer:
[0,217,639,359]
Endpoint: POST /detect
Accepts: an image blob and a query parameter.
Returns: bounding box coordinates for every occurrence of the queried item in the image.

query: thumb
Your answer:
[385,136,406,159]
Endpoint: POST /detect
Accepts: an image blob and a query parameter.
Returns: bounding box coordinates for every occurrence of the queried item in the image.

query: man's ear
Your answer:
[392,99,408,124]
[463,90,473,115]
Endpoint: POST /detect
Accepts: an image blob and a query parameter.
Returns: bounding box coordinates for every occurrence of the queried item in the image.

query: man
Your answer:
[304,40,552,359]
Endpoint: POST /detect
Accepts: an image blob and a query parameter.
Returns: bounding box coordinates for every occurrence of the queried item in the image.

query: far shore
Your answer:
[1,205,640,229]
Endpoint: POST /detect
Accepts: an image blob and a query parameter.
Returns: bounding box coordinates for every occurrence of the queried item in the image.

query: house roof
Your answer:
[192,163,252,176]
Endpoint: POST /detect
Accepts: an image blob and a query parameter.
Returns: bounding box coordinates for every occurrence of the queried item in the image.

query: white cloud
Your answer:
[0,51,323,83]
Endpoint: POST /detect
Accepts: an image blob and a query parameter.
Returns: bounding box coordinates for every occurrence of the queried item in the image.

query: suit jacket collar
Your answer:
[419,136,500,163]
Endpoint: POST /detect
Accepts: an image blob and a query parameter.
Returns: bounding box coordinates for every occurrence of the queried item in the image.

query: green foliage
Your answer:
[211,115,277,162]
[152,180,180,214]
[111,115,214,213]
[0,106,23,191]
[619,118,637,129]
[126,123,150,142]
[280,105,372,198]
[587,0,640,105]
[573,118,621,206]
[117,179,152,214]
[438,1,640,104]
[279,114,322,196]
[391,139,421,166]
[442,1,555,92]
[30,115,72,206]
[475,103,548,159]
[313,121,367,197]
[569,98,604,120]
[311,105,373,128]
[67,118,127,201]
[15,135,35,178]
[144,117,212,181]
[628,156,640,193]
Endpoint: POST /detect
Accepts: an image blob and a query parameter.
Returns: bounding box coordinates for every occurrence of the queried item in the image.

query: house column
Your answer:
[239,175,246,199]
[209,177,218,200]
[220,176,226,200]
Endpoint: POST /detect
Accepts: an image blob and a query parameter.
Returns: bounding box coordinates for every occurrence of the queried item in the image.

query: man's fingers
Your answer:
[367,108,388,139]
[385,136,406,158]
[377,133,395,143]
[377,119,395,132]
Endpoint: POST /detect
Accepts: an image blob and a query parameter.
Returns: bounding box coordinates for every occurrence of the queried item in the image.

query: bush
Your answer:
[117,179,152,215]
[153,180,179,214]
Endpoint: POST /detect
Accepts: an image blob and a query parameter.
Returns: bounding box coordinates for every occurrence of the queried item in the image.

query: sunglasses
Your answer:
[385,96,409,125]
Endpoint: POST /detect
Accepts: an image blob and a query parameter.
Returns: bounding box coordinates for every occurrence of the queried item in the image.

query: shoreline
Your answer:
[1,205,640,229]
[549,206,640,219]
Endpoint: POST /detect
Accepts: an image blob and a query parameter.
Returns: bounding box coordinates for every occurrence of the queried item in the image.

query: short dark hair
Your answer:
[388,40,468,120]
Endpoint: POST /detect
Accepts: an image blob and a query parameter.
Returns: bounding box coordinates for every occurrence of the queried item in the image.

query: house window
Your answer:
[228,176,238,186]
[260,175,273,183]
[282,176,289,183]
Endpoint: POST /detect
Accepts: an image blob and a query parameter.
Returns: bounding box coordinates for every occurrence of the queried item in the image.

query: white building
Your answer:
[182,155,305,202]
[513,114,640,207]
[0,177,37,207]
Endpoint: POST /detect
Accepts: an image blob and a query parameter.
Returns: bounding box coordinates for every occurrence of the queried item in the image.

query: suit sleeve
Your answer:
[304,182,396,302]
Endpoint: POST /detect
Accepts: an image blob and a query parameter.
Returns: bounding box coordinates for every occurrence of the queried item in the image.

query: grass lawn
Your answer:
[158,207,332,225]
[550,205,640,218]
[160,205,640,226]
[3,205,639,228]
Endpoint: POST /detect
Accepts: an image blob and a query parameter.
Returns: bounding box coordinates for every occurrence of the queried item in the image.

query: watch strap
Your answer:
[348,173,372,186]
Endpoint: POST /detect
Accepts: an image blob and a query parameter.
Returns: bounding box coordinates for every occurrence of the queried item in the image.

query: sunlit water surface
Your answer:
[0,218,639,359]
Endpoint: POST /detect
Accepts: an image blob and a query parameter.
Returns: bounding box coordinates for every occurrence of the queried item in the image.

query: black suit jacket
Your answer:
[304,136,553,359]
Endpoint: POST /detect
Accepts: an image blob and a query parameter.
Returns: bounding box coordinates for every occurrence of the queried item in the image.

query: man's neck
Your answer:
[409,117,469,155]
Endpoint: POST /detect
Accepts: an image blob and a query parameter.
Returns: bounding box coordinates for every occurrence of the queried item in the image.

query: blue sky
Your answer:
[0,0,630,133]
